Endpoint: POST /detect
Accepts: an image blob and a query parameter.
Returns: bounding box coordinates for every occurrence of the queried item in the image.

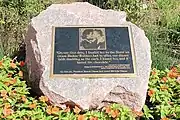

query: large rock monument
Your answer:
[25,2,151,111]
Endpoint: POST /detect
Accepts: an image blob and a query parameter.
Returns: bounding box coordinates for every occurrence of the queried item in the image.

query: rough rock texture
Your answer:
[25,2,151,111]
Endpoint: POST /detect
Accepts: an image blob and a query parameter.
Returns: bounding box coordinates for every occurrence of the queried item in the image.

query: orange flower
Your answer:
[19,61,25,67]
[151,70,156,75]
[105,106,111,114]
[78,115,85,120]
[9,78,17,85]
[51,106,60,114]
[133,110,144,117]
[1,90,7,97]
[28,103,36,109]
[90,116,98,120]
[4,79,16,86]
[170,67,177,73]
[46,106,52,115]
[168,71,178,78]
[4,103,11,109]
[39,96,48,103]
[111,109,119,118]
[64,106,71,112]
[3,107,14,118]
[148,89,155,97]
[46,106,60,114]
[10,90,16,96]
[0,60,3,68]
[160,117,169,120]
[4,82,10,86]
[21,96,27,102]
[10,62,16,69]
[161,77,167,83]
[73,106,81,114]
[19,71,23,77]
[160,86,168,91]
[1,90,8,100]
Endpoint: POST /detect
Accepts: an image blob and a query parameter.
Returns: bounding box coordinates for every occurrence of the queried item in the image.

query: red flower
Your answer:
[148,89,155,97]
[19,61,25,67]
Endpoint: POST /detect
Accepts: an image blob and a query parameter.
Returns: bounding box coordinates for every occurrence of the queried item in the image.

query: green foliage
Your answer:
[0,41,3,60]
[145,65,180,120]
[86,0,142,23]
[87,0,180,70]
[0,57,138,120]
[0,57,180,119]
[0,0,51,57]
[139,0,180,70]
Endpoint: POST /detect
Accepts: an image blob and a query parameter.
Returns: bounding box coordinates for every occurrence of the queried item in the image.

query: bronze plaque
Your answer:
[50,26,136,78]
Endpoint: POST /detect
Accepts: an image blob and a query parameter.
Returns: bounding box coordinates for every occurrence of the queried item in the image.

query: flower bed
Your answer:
[0,57,179,120]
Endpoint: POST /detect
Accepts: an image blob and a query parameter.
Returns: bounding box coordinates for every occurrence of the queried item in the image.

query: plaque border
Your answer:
[50,25,137,78]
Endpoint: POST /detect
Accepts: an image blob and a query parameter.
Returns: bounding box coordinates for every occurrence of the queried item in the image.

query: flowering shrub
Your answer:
[0,57,138,119]
[0,56,180,120]
[144,65,180,120]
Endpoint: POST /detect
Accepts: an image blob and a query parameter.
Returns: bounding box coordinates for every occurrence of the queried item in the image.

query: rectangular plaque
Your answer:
[50,26,136,78]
